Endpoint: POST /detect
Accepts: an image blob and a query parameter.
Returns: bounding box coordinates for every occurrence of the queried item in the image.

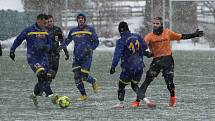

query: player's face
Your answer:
[47,18,54,28]
[77,16,85,26]
[37,19,48,29]
[152,20,161,27]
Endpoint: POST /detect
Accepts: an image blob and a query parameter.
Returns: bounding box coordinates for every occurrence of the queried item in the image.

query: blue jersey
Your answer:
[10,23,52,71]
[63,25,99,60]
[111,31,148,70]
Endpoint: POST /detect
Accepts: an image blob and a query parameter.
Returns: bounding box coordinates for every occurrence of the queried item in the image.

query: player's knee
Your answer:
[81,72,89,81]
[74,70,81,81]
[131,81,139,93]
[147,70,158,79]
[163,71,174,79]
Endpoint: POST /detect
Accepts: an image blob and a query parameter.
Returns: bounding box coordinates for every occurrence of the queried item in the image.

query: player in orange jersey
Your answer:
[131,17,203,108]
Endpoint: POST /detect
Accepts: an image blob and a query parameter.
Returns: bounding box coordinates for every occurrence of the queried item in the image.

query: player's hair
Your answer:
[47,15,53,19]
[154,16,163,25]
[37,14,48,20]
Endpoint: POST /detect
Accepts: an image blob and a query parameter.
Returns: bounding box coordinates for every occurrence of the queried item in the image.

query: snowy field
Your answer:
[0,50,215,121]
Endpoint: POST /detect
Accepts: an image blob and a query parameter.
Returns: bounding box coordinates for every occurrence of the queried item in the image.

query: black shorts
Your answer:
[148,55,174,77]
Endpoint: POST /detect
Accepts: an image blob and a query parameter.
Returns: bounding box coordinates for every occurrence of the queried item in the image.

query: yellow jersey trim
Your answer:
[27,32,48,36]
[81,69,90,74]
[71,31,92,36]
[36,68,45,74]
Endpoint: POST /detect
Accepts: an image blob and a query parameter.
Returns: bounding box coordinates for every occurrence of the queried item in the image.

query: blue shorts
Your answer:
[27,55,49,73]
[120,68,143,84]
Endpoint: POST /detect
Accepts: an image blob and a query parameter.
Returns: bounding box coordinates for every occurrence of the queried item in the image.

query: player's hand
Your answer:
[65,52,69,60]
[144,51,153,58]
[194,29,203,37]
[9,52,15,61]
[110,67,115,74]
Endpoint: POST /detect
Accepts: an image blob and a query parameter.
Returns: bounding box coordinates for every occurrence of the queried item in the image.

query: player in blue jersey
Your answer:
[110,21,152,108]
[60,13,99,101]
[9,14,60,107]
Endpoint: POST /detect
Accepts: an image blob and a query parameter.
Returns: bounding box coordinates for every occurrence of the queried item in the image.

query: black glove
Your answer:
[64,51,69,60]
[144,51,153,58]
[110,67,115,74]
[9,52,15,61]
[194,29,203,37]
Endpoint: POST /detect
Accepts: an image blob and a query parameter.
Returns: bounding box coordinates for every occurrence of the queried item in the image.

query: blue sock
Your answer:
[86,75,95,84]
[76,82,86,95]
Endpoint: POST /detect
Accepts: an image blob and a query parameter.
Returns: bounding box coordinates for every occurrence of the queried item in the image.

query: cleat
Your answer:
[30,94,38,107]
[51,94,60,104]
[145,100,156,108]
[92,79,99,94]
[76,95,88,101]
[112,103,125,108]
[131,101,141,108]
[169,96,176,108]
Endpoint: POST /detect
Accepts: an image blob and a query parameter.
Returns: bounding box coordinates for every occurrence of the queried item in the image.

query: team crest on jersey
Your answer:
[126,37,140,54]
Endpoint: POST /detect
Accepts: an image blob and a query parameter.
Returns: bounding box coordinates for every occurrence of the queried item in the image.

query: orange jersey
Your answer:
[144,28,182,58]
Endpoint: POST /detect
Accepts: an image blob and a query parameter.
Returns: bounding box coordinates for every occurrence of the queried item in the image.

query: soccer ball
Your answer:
[57,96,71,109]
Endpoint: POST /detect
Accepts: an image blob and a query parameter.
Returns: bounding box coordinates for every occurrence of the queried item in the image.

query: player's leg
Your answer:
[112,70,129,108]
[81,59,99,94]
[72,66,88,101]
[132,60,160,107]
[162,56,176,108]
[51,54,60,79]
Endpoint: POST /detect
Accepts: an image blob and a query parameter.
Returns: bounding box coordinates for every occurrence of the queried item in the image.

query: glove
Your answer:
[144,51,153,58]
[65,52,69,60]
[110,67,115,74]
[194,29,203,37]
[9,52,15,61]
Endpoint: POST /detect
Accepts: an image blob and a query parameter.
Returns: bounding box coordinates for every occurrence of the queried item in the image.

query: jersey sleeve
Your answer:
[10,28,28,52]
[90,27,99,50]
[111,39,124,68]
[167,29,182,41]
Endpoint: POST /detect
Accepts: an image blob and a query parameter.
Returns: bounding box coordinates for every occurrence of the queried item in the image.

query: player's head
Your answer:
[47,15,54,28]
[36,13,48,29]
[152,16,163,35]
[77,13,86,27]
[118,21,130,36]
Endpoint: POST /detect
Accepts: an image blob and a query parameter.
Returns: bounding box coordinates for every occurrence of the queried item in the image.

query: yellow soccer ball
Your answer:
[58,96,71,109]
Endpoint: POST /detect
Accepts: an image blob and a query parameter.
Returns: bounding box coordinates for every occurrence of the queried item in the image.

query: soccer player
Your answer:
[0,42,2,56]
[60,13,99,101]
[110,21,151,108]
[46,15,69,80]
[131,17,204,108]
[9,14,59,107]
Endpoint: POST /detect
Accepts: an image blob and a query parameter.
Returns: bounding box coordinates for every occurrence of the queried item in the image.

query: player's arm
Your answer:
[10,29,27,61]
[142,34,153,58]
[90,27,99,50]
[110,39,124,74]
[181,29,203,39]
[58,27,69,60]
[58,30,73,51]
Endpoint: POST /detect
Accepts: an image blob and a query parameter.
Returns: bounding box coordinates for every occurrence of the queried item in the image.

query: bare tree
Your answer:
[22,0,65,26]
